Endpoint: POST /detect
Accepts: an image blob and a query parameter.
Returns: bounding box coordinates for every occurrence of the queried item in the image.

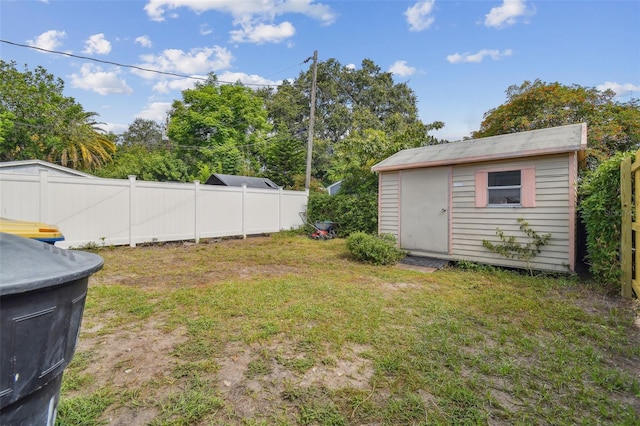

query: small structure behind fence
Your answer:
[0,171,308,249]
[620,153,640,299]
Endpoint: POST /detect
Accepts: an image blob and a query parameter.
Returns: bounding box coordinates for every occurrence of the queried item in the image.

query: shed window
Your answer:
[475,167,536,208]
[488,170,521,205]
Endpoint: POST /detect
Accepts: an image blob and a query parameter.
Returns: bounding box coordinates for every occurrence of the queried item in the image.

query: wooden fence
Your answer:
[0,171,308,249]
[620,153,639,298]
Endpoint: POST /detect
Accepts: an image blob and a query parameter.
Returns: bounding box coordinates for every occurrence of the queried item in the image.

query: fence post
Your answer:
[129,175,137,248]
[194,180,200,243]
[278,187,283,231]
[39,169,48,222]
[242,184,247,239]
[621,157,633,298]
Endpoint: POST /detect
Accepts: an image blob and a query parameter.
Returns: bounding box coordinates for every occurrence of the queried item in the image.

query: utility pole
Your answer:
[305,50,318,191]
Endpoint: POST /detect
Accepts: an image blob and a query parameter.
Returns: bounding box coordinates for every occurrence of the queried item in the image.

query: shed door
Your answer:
[400,167,449,254]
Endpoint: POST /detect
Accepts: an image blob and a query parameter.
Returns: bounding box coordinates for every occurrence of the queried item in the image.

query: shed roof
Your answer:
[204,173,280,189]
[372,123,587,172]
[0,159,96,178]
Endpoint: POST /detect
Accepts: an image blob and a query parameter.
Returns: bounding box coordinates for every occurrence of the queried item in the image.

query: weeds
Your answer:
[57,235,640,425]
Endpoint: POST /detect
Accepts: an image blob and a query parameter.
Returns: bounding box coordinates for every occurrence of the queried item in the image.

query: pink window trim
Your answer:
[474,171,487,207]
[475,166,536,208]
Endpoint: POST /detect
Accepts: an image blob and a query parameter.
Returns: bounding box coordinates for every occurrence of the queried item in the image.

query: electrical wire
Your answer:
[0,38,288,87]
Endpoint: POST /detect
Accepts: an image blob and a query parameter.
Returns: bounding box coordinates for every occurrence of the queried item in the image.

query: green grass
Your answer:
[57,234,640,425]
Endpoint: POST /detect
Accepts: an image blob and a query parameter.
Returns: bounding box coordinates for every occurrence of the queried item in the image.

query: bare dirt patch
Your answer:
[215,341,374,419]
[73,318,188,393]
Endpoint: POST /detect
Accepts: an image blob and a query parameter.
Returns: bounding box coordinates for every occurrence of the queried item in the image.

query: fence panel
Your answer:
[49,176,131,246]
[0,172,307,249]
[0,174,41,220]
[244,188,281,235]
[197,185,244,238]
[620,152,640,299]
[133,180,196,244]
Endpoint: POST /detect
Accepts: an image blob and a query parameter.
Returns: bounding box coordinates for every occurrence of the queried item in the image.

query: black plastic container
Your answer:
[0,233,103,426]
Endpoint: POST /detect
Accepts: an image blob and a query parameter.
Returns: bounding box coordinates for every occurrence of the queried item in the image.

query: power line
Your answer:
[0,39,284,87]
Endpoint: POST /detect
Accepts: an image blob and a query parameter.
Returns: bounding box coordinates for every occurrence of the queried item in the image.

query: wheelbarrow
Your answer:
[300,212,339,240]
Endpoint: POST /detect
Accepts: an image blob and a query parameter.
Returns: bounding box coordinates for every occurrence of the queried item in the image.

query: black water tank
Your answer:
[0,232,103,426]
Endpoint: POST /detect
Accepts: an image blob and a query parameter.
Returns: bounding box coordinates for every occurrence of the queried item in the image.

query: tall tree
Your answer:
[262,58,444,185]
[0,60,115,169]
[263,135,306,189]
[94,144,190,182]
[121,118,165,148]
[473,80,640,163]
[167,74,271,176]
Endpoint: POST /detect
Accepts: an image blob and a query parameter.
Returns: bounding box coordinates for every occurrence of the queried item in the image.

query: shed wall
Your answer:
[451,154,573,272]
[378,171,400,238]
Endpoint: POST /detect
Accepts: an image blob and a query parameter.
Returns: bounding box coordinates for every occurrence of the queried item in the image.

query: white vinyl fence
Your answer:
[0,171,308,248]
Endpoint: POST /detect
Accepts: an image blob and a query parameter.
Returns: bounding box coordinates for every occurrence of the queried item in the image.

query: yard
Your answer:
[57,234,640,425]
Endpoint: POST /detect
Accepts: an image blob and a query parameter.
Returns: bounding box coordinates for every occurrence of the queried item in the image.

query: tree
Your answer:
[121,118,164,148]
[262,135,306,189]
[95,145,190,182]
[262,58,444,186]
[473,80,640,164]
[328,108,443,195]
[167,74,271,176]
[0,60,115,169]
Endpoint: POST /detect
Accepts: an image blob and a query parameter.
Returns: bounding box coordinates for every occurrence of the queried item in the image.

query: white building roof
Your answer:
[0,159,96,177]
[372,123,587,172]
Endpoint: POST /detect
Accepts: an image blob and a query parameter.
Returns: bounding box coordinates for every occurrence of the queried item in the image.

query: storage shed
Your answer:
[205,173,279,189]
[371,123,587,272]
[0,159,95,178]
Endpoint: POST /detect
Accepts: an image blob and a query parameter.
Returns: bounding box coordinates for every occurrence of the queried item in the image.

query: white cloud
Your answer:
[597,81,640,98]
[144,0,335,23]
[230,21,295,44]
[446,49,513,64]
[136,102,172,121]
[217,71,282,88]
[144,0,334,45]
[200,24,213,35]
[102,122,129,134]
[136,46,234,79]
[345,63,356,71]
[70,63,133,95]
[83,33,112,55]
[484,0,532,29]
[153,78,200,93]
[389,60,416,77]
[152,72,282,94]
[135,35,153,48]
[26,30,66,51]
[405,0,436,32]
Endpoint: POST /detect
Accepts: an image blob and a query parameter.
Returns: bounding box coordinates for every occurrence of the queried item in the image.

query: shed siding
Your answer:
[451,154,571,272]
[379,171,400,238]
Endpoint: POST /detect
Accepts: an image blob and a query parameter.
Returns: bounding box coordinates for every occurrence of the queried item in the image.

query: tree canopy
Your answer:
[0,60,115,169]
[261,58,444,191]
[121,118,165,149]
[472,80,640,164]
[167,74,271,177]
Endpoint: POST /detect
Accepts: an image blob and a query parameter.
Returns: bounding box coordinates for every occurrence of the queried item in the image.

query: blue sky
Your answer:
[1,0,638,141]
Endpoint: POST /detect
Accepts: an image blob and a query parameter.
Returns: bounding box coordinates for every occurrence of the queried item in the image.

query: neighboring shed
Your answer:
[0,159,95,178]
[205,173,280,189]
[326,180,343,195]
[371,123,587,273]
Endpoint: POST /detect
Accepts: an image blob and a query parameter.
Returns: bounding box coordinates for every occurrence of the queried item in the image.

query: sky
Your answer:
[1,0,639,141]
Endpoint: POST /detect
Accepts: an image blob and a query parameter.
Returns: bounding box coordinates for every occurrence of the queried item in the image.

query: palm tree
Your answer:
[47,108,115,170]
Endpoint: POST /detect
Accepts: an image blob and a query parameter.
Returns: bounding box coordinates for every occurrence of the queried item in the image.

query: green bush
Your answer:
[578,151,634,284]
[346,232,406,265]
[307,192,377,236]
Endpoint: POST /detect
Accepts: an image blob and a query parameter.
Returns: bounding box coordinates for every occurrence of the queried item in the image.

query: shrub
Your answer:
[307,192,377,237]
[578,151,634,284]
[346,232,406,265]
